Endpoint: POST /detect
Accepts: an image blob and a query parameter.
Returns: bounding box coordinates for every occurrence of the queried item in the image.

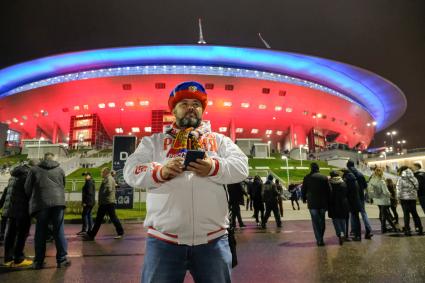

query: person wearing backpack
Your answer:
[261,175,282,229]
[368,168,397,233]
[413,162,425,215]
[397,166,423,236]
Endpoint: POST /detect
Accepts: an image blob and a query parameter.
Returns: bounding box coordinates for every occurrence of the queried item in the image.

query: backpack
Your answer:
[367,180,383,199]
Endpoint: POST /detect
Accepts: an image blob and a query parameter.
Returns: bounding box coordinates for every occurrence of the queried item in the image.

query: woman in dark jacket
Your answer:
[386,178,399,225]
[77,172,96,235]
[252,175,264,227]
[328,171,350,245]
[342,168,362,241]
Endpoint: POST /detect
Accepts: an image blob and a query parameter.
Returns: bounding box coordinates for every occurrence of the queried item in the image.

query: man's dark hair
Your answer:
[414,163,422,169]
[398,166,409,175]
[346,160,355,168]
[310,162,320,173]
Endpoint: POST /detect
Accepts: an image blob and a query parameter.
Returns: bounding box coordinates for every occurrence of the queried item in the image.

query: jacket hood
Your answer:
[38,160,60,169]
[10,164,31,177]
[401,168,415,178]
[330,176,344,184]
[343,171,356,182]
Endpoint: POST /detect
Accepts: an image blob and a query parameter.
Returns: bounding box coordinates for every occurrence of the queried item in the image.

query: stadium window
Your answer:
[155,82,166,89]
[279,90,287,96]
[262,88,270,94]
[225,84,234,91]
[205,83,214,90]
[122,83,132,90]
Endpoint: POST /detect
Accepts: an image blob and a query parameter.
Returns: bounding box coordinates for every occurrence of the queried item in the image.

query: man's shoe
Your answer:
[76,230,87,236]
[114,235,123,239]
[338,236,344,246]
[3,260,14,267]
[240,224,246,228]
[365,233,373,239]
[82,234,94,241]
[57,259,71,268]
[32,262,45,270]
[317,241,325,246]
[13,259,33,268]
[352,236,361,242]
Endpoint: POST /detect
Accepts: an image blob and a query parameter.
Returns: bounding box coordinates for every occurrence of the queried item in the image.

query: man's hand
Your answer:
[161,157,184,180]
[187,155,213,177]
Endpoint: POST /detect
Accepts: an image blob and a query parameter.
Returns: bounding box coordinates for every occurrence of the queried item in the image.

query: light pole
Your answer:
[37,137,45,160]
[267,141,271,158]
[299,145,303,166]
[397,140,406,152]
[386,130,397,147]
[282,155,290,186]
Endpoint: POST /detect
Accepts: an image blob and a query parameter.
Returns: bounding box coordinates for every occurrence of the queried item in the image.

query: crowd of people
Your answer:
[302,160,425,246]
[0,153,123,269]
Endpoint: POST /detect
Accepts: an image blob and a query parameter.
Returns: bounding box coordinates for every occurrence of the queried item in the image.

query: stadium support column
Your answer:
[52,122,59,144]
[290,124,308,148]
[229,118,236,142]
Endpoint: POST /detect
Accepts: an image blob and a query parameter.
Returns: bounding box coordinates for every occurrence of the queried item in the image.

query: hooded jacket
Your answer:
[396,168,419,200]
[414,169,425,197]
[328,176,349,219]
[368,175,391,206]
[25,160,66,215]
[123,121,248,245]
[347,166,367,201]
[342,171,362,213]
[302,171,330,209]
[2,165,31,219]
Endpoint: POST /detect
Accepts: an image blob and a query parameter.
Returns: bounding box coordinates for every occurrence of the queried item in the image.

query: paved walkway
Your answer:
[1,202,425,283]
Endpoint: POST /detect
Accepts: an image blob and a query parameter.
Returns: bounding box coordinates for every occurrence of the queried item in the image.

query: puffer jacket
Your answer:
[396,168,419,200]
[3,165,31,218]
[369,175,391,206]
[123,121,248,245]
[25,160,66,215]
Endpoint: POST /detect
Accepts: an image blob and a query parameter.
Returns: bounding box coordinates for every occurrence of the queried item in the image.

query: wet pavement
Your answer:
[1,204,425,283]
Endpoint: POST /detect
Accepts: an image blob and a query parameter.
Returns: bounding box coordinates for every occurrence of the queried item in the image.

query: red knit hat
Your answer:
[168,81,208,111]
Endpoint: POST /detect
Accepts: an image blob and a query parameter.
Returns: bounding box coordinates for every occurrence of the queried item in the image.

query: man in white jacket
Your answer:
[124,81,249,283]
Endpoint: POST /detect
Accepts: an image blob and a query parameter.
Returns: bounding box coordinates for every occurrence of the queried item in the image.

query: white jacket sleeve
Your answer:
[208,135,249,184]
[123,136,166,189]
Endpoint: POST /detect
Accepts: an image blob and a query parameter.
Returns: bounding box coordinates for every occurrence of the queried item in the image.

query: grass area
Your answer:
[66,161,112,180]
[63,202,146,220]
[0,154,28,166]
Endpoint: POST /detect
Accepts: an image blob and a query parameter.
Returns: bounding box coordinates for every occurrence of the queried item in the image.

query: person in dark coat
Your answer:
[2,162,35,267]
[302,162,330,246]
[252,175,265,226]
[342,168,362,241]
[288,183,300,210]
[328,171,349,245]
[347,160,373,239]
[77,172,96,235]
[245,178,254,211]
[25,153,70,269]
[413,162,425,215]
[275,179,284,217]
[227,182,246,228]
[0,184,9,244]
[386,178,399,225]
[261,175,282,229]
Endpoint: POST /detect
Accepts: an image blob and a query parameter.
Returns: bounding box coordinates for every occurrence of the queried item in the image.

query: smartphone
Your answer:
[184,150,206,170]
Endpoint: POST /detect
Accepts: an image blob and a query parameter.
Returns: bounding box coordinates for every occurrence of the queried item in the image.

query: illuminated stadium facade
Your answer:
[0,45,406,152]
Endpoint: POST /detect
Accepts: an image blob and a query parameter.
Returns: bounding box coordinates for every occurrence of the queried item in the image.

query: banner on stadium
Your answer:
[112,135,137,209]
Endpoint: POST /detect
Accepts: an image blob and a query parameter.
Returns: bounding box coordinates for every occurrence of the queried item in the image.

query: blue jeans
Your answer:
[332,218,346,237]
[309,209,326,244]
[142,235,232,283]
[360,202,372,233]
[34,206,68,264]
[81,205,93,232]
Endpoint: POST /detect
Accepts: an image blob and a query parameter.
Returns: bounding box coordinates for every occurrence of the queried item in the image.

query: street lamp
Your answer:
[299,145,308,166]
[37,137,45,160]
[397,139,406,152]
[386,130,397,147]
[282,155,290,186]
[267,141,271,158]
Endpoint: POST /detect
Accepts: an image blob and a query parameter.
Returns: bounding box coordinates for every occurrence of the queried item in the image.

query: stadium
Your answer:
[0,45,406,153]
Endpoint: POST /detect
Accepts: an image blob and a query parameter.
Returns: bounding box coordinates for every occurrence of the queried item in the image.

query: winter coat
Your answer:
[343,171,362,213]
[252,179,263,203]
[302,172,330,209]
[387,182,398,207]
[396,168,419,200]
[227,182,245,205]
[25,160,66,215]
[82,179,96,206]
[262,181,279,204]
[98,175,117,205]
[1,178,14,217]
[368,175,391,206]
[414,169,425,197]
[2,165,31,219]
[328,176,349,219]
[348,166,367,202]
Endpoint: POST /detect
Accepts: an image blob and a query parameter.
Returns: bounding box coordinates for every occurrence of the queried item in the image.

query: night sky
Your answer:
[1,0,424,148]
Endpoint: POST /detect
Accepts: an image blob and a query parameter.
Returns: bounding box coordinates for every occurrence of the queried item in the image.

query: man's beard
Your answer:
[177,116,201,128]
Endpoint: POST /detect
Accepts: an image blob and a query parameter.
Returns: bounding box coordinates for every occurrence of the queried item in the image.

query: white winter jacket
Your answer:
[123,122,249,245]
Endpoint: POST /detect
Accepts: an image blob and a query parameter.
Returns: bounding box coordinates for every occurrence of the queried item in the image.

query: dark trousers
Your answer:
[4,216,31,263]
[309,209,326,243]
[0,216,7,240]
[389,204,399,224]
[230,203,244,228]
[34,206,68,264]
[253,201,264,224]
[263,202,282,227]
[88,203,124,238]
[291,199,300,209]
[246,197,253,211]
[278,197,283,217]
[400,199,423,232]
[378,205,397,232]
[347,212,361,237]
[418,195,425,215]
[81,205,93,232]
